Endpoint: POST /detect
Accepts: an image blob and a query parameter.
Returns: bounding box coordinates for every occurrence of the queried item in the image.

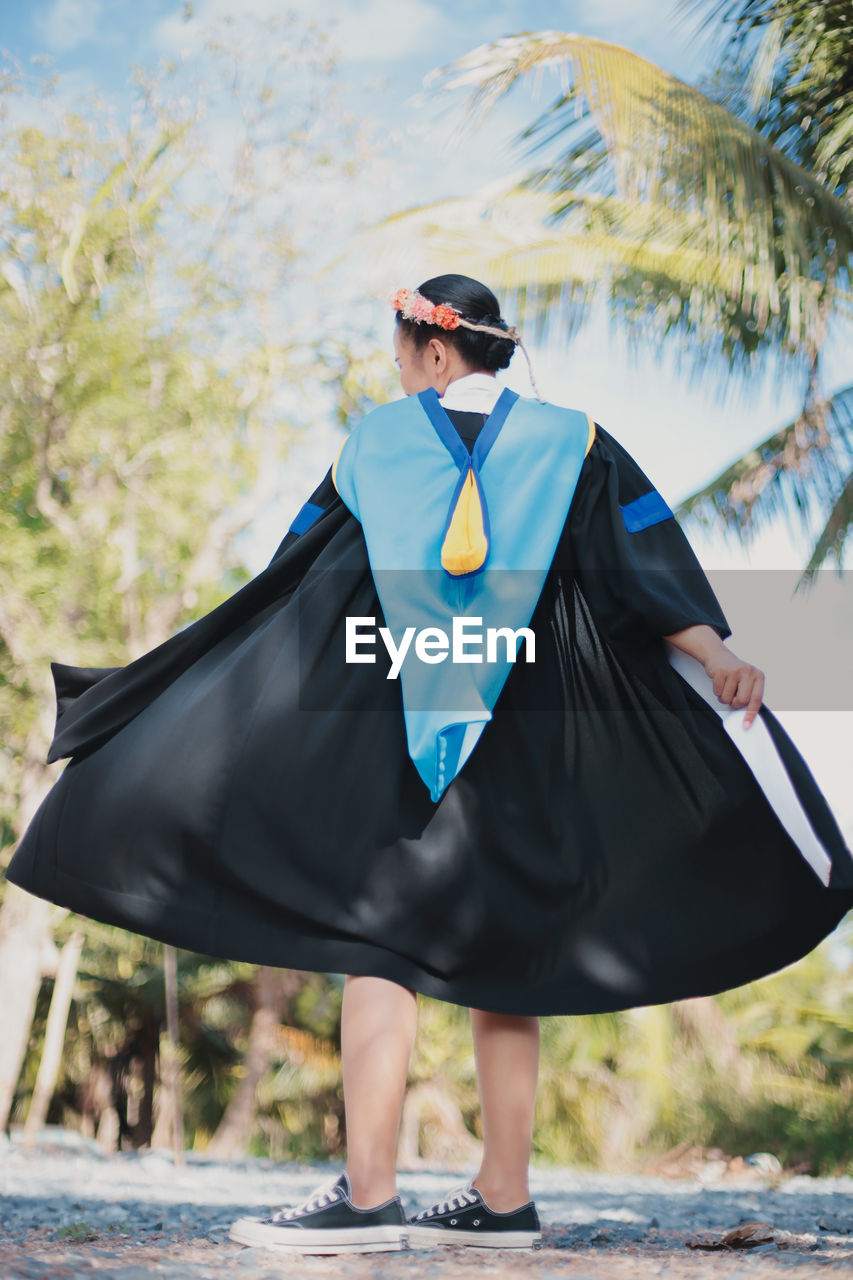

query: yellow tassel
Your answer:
[331,438,346,492]
[441,467,489,575]
[585,413,596,457]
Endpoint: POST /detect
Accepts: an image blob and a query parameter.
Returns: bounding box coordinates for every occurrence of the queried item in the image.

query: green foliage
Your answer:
[0,20,364,843]
[673,383,853,585]
[685,1,853,191]
[54,1222,101,1242]
[17,912,851,1170]
[0,17,378,1157]
[536,927,852,1173]
[409,927,852,1174]
[53,1220,130,1241]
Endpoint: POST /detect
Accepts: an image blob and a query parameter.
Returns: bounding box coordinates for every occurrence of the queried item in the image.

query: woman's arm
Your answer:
[564,427,765,729]
[664,623,765,729]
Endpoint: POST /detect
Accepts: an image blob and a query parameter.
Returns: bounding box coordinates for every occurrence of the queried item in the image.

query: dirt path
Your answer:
[2,1224,851,1279]
[1,1136,850,1277]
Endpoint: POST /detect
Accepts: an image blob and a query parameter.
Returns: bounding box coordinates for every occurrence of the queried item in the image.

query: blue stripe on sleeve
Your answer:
[620,489,673,532]
[289,501,324,535]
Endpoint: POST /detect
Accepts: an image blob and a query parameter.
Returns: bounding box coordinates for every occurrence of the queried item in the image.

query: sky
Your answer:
[2,0,852,837]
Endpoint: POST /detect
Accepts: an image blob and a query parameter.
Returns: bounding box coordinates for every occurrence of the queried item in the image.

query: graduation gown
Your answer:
[5,391,852,1017]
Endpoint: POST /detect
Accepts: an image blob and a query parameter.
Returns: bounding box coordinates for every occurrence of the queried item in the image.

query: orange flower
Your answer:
[433,304,460,330]
[391,288,461,329]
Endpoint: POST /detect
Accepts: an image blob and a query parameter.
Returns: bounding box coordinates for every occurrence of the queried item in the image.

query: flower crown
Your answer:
[391,286,542,400]
[391,287,518,340]
[392,288,463,331]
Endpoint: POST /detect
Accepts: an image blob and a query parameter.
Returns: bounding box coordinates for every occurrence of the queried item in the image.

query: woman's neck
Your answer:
[439,370,500,412]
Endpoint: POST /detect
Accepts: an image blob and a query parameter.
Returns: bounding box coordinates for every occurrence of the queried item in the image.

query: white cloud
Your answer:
[154,0,448,64]
[314,0,446,63]
[33,0,103,53]
[153,0,278,59]
[567,0,681,40]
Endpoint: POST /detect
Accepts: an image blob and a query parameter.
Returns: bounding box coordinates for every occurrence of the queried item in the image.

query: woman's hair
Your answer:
[395,274,516,372]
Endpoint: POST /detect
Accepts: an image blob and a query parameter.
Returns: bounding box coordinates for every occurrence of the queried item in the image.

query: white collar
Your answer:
[438,371,501,413]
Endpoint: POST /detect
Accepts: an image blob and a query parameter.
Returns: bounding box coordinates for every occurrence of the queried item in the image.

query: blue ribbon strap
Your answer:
[620,490,673,532]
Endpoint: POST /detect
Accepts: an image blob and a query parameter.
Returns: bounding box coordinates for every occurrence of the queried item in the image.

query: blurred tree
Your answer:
[0,13,371,1133]
[22,929,84,1146]
[206,966,303,1158]
[385,0,853,583]
[14,898,853,1169]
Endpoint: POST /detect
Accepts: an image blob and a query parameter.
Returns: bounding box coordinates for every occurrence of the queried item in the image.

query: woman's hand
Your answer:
[703,647,765,728]
[663,625,765,728]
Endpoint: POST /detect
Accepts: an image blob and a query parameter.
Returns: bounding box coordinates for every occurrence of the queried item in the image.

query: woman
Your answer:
[6,274,853,1256]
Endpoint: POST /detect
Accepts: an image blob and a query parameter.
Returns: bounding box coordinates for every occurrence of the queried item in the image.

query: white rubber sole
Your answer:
[229,1217,407,1253]
[407,1224,541,1249]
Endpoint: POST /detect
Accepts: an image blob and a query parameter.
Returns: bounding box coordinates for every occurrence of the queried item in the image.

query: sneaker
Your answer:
[407,1180,542,1249]
[228,1171,408,1254]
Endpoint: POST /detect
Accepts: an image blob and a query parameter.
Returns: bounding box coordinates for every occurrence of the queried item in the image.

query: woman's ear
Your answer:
[429,337,448,370]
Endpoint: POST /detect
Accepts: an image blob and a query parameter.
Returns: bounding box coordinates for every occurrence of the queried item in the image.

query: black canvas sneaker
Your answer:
[407,1180,542,1249]
[228,1171,408,1254]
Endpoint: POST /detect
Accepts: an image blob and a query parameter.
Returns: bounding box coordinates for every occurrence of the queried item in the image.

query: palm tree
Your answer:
[394,1,853,585]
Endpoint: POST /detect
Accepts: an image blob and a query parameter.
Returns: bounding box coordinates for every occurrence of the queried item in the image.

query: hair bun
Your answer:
[481,332,515,372]
[399,273,521,378]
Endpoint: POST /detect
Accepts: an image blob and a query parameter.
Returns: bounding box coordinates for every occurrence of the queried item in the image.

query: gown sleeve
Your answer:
[47,465,351,763]
[566,424,732,648]
[264,465,344,568]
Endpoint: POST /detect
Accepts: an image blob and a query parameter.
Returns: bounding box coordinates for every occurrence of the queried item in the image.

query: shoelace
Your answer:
[270,1176,344,1222]
[413,1183,480,1221]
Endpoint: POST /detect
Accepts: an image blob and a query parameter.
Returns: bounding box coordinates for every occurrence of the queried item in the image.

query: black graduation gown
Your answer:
[6,411,852,1016]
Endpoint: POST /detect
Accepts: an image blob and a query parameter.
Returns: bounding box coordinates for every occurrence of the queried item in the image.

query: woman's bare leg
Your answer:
[469,1008,540,1211]
[341,975,418,1208]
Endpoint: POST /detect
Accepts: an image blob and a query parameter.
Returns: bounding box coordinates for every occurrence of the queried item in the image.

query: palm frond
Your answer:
[326,184,605,331]
[800,467,853,584]
[426,31,853,356]
[360,180,830,387]
[679,1,853,189]
[674,382,853,582]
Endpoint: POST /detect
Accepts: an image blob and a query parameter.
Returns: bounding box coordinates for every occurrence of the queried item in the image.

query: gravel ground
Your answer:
[0,1131,851,1279]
